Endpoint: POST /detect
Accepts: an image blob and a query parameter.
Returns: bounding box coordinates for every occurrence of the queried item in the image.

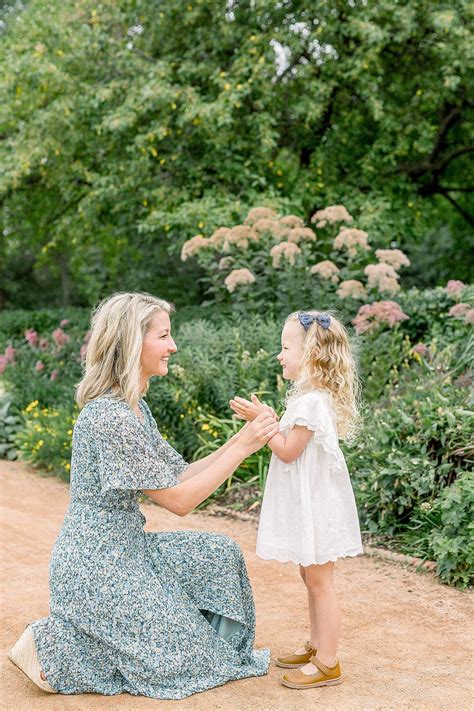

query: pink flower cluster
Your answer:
[310,260,340,281]
[180,234,209,261]
[224,268,256,293]
[352,300,409,334]
[446,280,465,297]
[287,227,317,243]
[52,328,70,347]
[244,207,278,225]
[333,228,370,257]
[311,204,353,228]
[448,303,474,324]
[0,346,16,374]
[411,343,429,357]
[375,249,410,270]
[364,263,400,295]
[337,279,367,300]
[270,241,301,268]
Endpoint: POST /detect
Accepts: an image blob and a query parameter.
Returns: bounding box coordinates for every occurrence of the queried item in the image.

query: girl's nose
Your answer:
[277,351,283,361]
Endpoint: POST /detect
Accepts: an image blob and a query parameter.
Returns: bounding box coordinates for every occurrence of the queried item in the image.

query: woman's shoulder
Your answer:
[77,396,134,428]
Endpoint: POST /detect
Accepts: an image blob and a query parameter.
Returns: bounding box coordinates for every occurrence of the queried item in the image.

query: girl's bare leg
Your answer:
[301,561,340,669]
[294,565,318,654]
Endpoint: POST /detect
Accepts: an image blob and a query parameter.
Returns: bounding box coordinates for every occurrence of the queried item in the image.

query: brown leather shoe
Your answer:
[281,654,342,689]
[275,641,317,668]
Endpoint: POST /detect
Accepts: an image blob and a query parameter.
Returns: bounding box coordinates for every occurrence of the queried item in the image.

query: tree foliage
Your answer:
[1,0,472,307]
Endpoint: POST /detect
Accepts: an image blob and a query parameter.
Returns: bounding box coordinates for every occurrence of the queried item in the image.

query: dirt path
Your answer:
[1,461,472,711]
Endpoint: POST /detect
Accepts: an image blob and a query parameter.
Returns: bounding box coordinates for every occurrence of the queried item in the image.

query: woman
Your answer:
[8,292,278,699]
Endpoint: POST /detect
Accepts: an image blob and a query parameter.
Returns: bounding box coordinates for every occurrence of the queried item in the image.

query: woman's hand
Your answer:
[236,411,279,455]
[229,394,278,422]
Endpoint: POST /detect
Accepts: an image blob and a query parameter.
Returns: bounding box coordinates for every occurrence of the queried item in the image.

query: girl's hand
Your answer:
[237,411,279,454]
[229,394,278,422]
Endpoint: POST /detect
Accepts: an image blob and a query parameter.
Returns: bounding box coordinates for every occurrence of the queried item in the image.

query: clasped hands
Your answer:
[229,393,279,445]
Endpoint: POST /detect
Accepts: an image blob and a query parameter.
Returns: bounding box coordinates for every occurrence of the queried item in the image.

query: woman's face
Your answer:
[140,311,176,381]
[277,320,304,381]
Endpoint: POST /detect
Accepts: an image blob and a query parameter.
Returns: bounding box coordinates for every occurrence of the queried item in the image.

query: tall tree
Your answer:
[1,0,472,307]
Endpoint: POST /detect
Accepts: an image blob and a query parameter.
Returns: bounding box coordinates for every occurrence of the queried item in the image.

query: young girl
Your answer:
[230,310,363,690]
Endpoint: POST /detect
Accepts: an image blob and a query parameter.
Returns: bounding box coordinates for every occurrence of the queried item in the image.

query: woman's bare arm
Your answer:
[143,414,277,516]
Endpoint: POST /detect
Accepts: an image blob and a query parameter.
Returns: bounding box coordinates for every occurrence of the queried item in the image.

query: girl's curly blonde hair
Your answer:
[285,310,361,441]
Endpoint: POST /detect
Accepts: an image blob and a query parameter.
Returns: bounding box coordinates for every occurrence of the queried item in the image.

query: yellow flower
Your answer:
[67,429,73,435]
[65,463,71,471]
[25,400,39,413]
[201,423,211,431]
[37,440,44,448]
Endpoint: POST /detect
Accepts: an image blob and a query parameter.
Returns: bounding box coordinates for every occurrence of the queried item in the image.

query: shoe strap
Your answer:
[304,641,315,653]
[309,654,336,677]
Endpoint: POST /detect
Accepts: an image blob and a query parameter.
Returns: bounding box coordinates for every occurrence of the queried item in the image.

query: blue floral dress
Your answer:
[31,396,269,699]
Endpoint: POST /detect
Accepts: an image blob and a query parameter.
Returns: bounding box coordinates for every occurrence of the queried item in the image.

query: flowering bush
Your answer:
[179,204,411,316]
[14,401,78,481]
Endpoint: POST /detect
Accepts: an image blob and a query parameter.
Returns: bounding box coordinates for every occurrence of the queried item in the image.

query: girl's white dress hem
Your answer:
[256,390,363,567]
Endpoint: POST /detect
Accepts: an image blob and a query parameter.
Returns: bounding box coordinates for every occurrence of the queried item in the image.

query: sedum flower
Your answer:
[35,360,45,372]
[224,268,256,293]
[365,263,400,294]
[279,215,304,229]
[310,260,340,280]
[311,204,353,228]
[446,279,465,297]
[252,219,288,241]
[208,227,231,248]
[337,279,367,300]
[225,225,257,250]
[375,249,410,270]
[52,328,70,347]
[448,303,470,318]
[352,300,409,334]
[0,355,8,374]
[25,328,39,347]
[287,227,317,243]
[218,257,234,270]
[334,228,370,256]
[4,346,16,362]
[412,343,429,357]
[38,337,49,351]
[180,234,210,261]
[244,207,278,225]
[466,309,474,324]
[50,370,59,381]
[270,241,301,268]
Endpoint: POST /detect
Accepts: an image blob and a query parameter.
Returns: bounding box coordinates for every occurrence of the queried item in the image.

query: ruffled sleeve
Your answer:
[89,399,187,492]
[279,391,343,464]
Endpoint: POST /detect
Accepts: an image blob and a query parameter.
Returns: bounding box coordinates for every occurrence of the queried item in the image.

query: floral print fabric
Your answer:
[31,396,269,699]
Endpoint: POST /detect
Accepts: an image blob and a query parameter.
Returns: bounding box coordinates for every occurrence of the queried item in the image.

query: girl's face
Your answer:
[277,320,304,381]
[140,311,176,381]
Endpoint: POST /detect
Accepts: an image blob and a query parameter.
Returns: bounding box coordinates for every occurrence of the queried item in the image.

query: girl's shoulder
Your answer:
[286,389,332,408]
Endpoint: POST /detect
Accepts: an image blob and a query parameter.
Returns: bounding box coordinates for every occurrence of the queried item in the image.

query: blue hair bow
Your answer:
[297,311,331,331]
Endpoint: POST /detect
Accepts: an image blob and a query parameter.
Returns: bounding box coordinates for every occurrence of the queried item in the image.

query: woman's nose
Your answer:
[169,338,177,353]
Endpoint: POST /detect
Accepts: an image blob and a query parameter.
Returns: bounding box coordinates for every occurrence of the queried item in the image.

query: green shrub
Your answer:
[429,472,474,588]
[14,401,77,481]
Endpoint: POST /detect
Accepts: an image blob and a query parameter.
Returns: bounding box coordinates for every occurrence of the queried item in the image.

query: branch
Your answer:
[437,189,474,226]
[437,145,474,173]
[441,186,474,193]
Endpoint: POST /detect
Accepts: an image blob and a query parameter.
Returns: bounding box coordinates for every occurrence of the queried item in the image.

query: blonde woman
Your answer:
[8,292,278,699]
[230,310,363,691]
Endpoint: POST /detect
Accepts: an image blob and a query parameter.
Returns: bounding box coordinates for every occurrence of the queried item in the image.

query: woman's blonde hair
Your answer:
[76,292,173,410]
[285,310,361,441]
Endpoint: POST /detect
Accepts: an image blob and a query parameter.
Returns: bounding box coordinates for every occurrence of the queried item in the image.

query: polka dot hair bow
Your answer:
[297,311,331,331]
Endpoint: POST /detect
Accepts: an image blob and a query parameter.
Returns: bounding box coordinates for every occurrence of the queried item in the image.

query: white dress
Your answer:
[256,390,363,567]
